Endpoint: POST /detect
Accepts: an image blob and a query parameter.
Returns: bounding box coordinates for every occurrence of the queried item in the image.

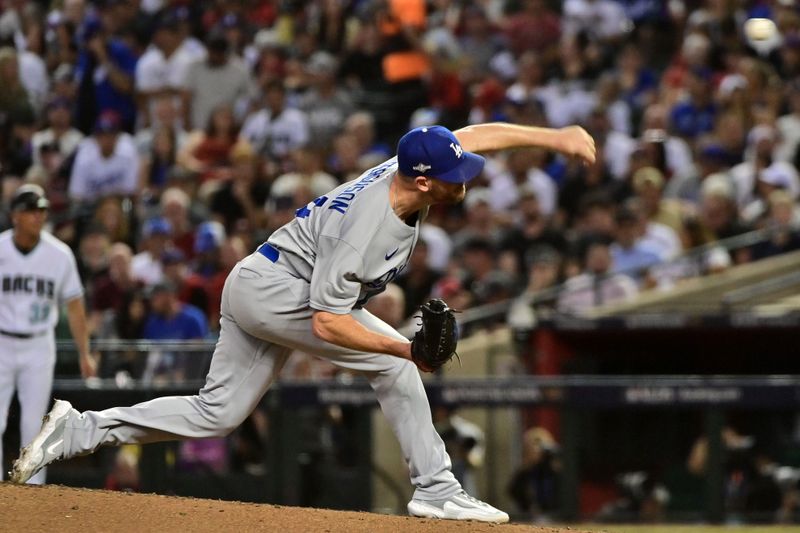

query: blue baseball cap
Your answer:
[94,110,122,134]
[397,125,485,184]
[194,221,225,253]
[142,217,172,238]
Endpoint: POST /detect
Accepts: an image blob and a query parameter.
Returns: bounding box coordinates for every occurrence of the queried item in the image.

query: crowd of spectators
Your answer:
[1,0,800,348]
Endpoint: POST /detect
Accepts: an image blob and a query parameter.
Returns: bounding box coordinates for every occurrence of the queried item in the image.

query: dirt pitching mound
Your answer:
[1,483,596,533]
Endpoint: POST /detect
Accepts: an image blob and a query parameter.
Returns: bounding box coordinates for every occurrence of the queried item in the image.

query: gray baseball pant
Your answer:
[62,255,461,500]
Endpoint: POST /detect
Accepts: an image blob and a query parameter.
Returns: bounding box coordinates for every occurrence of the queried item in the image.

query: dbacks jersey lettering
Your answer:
[0,230,83,334]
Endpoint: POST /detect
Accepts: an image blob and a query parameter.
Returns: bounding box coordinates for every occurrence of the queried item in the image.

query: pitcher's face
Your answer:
[428,179,466,204]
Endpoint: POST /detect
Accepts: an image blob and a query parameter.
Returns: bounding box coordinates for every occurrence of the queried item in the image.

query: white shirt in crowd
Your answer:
[605,98,632,135]
[69,133,140,201]
[557,272,638,315]
[240,107,310,159]
[536,82,596,129]
[185,56,252,130]
[136,45,196,93]
[135,42,200,126]
[604,130,637,181]
[730,160,800,209]
[180,38,208,63]
[563,0,629,40]
[18,50,49,111]
[419,223,453,272]
[506,81,595,129]
[486,158,557,216]
[664,136,696,181]
[776,112,800,163]
[0,230,83,334]
[640,221,683,261]
[131,251,164,286]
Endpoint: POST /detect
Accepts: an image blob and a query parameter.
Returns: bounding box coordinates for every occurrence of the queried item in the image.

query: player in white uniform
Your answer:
[1,185,95,484]
[13,124,595,522]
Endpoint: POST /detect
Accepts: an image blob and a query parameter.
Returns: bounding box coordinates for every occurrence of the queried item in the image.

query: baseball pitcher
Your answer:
[12,123,594,522]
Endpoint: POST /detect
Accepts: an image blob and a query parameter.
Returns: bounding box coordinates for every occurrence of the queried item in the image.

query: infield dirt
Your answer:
[0,483,596,532]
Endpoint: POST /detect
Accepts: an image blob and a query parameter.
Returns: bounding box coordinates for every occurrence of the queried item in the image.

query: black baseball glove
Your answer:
[410,298,459,371]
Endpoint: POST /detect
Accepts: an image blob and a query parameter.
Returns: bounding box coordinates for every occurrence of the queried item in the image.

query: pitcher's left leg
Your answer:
[250,305,461,501]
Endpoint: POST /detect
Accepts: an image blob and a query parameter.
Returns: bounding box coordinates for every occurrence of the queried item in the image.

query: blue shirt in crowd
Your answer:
[76,39,138,128]
[670,101,717,139]
[610,243,661,280]
[144,304,208,340]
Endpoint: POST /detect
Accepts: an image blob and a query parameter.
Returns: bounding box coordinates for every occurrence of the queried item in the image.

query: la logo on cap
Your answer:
[450,143,463,158]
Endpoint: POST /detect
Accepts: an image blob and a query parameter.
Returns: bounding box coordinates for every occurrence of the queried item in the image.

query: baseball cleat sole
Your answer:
[10,399,72,484]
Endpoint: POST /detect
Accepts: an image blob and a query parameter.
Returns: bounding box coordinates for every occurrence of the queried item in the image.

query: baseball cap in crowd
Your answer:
[94,110,122,134]
[172,6,191,22]
[46,96,71,112]
[10,184,50,212]
[146,280,178,297]
[142,217,172,238]
[206,32,229,53]
[718,74,748,98]
[698,143,730,165]
[747,125,777,146]
[409,107,441,130]
[397,125,485,184]
[153,10,181,32]
[306,51,337,76]
[161,248,186,265]
[254,29,285,51]
[701,173,734,200]
[759,166,793,189]
[219,13,243,30]
[194,221,226,254]
[689,66,713,82]
[633,167,665,191]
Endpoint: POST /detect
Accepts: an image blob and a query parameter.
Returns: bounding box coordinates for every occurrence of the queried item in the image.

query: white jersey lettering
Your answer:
[0,231,83,333]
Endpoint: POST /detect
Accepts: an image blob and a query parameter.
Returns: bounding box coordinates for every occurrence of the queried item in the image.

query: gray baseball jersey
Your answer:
[268,157,424,313]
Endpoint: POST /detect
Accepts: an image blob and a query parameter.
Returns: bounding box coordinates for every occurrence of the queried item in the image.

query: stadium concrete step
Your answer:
[589,249,800,317]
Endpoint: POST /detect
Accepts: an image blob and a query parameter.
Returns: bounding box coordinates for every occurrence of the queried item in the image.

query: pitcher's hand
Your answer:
[557,126,596,166]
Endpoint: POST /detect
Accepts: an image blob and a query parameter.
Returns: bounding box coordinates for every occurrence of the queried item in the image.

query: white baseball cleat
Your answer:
[407,490,510,523]
[10,399,73,484]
